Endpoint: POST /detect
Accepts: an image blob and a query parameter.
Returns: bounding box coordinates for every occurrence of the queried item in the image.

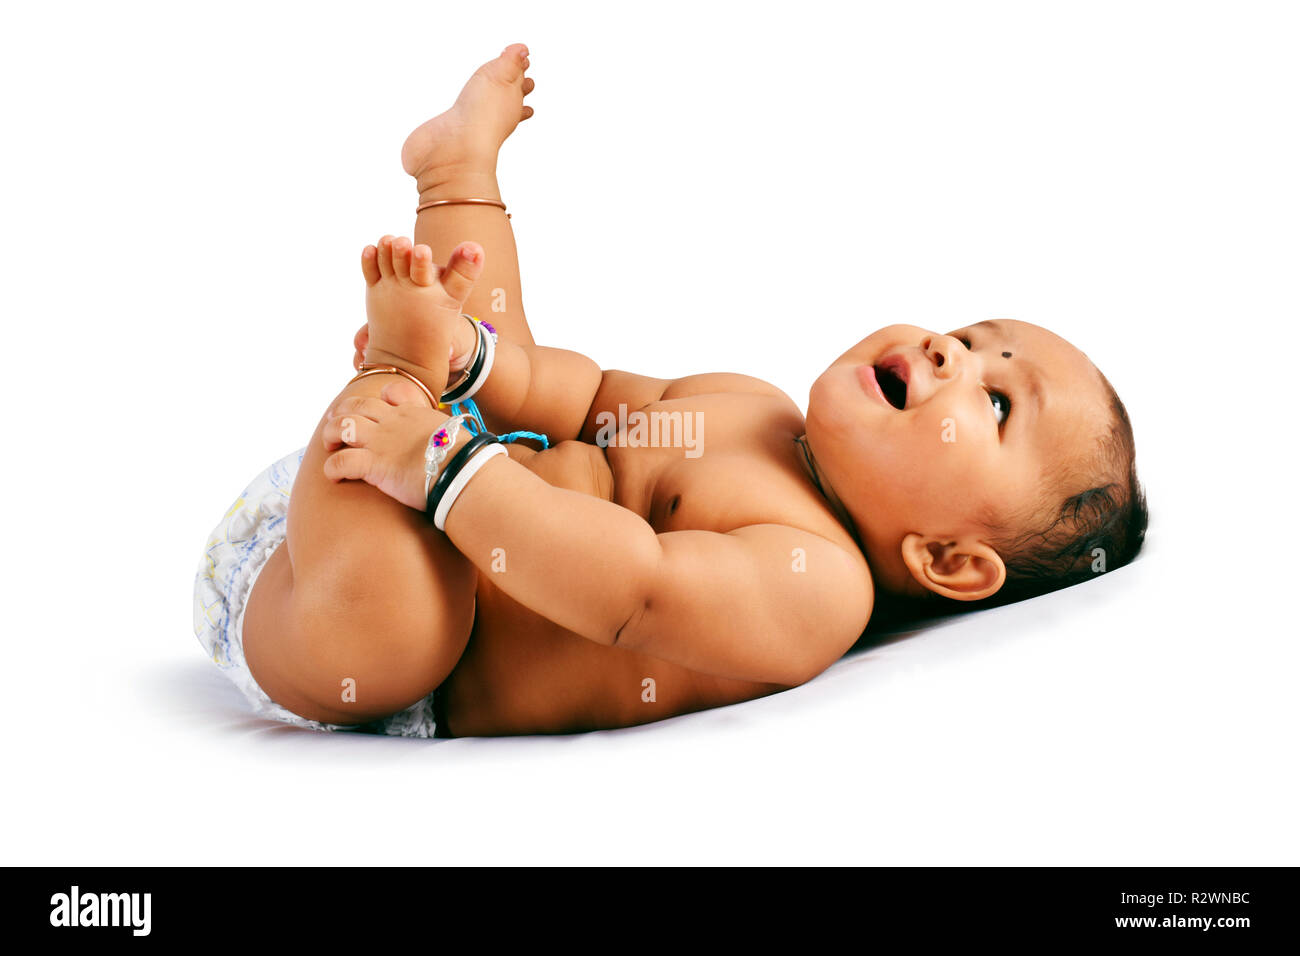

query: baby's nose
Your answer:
[921,334,962,377]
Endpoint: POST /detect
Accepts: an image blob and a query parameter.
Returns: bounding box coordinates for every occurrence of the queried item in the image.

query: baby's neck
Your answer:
[794,434,864,551]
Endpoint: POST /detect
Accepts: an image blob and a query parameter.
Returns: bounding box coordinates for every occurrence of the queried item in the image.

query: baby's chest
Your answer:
[600,394,808,532]
[510,393,810,531]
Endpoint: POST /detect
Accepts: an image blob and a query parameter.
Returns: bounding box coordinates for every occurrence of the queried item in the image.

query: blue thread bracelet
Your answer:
[449,396,550,450]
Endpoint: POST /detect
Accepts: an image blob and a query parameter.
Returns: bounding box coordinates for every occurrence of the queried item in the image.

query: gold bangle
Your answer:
[415,197,510,219]
[349,365,443,409]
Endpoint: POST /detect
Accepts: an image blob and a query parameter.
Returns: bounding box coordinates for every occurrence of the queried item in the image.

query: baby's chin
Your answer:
[806,359,897,445]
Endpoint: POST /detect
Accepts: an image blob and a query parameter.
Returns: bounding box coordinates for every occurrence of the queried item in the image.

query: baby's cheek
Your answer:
[912,408,988,489]
[913,405,966,453]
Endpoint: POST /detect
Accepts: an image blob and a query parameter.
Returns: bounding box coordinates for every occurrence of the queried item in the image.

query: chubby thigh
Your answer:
[243,380,479,727]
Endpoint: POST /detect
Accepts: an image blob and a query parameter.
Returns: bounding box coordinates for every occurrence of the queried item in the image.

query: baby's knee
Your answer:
[245,570,467,727]
[285,593,466,724]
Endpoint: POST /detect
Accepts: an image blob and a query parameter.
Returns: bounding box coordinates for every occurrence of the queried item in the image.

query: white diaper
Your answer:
[192,448,439,737]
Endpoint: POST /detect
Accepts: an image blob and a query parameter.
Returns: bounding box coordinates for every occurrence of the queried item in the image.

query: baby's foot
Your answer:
[359,235,485,397]
[401,43,535,189]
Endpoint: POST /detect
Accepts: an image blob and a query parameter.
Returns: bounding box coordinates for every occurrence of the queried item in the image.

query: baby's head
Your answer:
[806,320,1146,606]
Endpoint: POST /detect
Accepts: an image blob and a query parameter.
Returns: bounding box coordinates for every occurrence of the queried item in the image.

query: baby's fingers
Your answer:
[322,414,375,451]
[324,447,375,483]
[330,395,392,421]
[380,378,433,408]
[353,323,370,371]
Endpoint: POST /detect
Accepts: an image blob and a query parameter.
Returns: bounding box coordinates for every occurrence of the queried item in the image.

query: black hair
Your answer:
[981,374,1147,607]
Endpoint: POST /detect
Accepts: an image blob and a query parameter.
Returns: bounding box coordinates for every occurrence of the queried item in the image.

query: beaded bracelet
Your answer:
[423,414,474,500]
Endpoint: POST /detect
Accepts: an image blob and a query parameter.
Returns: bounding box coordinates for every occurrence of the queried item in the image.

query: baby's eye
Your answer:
[988,390,1010,427]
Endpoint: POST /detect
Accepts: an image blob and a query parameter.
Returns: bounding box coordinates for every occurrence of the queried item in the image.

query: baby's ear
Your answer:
[900,533,1005,602]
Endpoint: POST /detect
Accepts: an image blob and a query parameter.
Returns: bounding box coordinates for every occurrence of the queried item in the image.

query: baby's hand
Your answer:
[322,382,465,511]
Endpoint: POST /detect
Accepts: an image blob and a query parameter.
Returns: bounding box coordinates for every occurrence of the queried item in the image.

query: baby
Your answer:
[194,44,1147,738]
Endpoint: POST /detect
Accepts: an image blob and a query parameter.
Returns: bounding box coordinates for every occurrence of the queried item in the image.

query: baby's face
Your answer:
[806,319,1112,595]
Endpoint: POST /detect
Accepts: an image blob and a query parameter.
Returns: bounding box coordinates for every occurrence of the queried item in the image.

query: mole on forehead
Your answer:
[970,319,1015,357]
[968,319,1048,406]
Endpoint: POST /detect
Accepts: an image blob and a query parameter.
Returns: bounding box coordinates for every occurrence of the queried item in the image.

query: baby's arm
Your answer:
[322,393,872,685]
[444,468,873,684]
[457,340,795,444]
[456,335,603,442]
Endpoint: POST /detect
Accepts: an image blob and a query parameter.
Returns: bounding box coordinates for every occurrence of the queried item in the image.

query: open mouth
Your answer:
[873,360,909,410]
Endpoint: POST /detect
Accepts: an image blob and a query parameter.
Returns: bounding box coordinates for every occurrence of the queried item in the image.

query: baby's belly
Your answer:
[436,439,781,736]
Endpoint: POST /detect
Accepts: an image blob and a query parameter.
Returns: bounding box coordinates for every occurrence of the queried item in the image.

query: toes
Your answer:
[522,77,535,96]
[391,237,413,279]
[377,236,395,277]
[361,245,381,285]
[410,244,436,286]
[487,43,528,84]
[521,105,534,122]
[438,242,485,305]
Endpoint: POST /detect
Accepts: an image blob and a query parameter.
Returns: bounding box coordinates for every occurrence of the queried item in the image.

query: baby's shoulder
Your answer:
[660,372,798,409]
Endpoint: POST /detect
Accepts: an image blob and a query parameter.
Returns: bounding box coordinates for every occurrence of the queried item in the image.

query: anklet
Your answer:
[350,364,441,408]
[415,198,510,219]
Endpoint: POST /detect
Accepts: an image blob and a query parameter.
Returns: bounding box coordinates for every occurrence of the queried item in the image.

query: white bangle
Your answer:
[456,322,496,402]
[442,317,497,403]
[441,315,482,397]
[434,442,507,531]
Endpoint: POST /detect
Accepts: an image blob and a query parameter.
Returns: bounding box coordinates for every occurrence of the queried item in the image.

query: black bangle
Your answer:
[442,322,488,404]
[426,431,499,521]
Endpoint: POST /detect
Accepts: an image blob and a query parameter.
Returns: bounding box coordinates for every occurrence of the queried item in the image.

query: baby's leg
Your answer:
[243,48,537,726]
[406,45,536,346]
[243,243,482,728]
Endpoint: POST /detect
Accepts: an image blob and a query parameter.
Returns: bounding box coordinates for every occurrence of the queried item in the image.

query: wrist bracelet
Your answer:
[423,414,473,500]
[442,316,497,404]
[427,431,500,527]
[434,442,507,532]
[441,314,482,398]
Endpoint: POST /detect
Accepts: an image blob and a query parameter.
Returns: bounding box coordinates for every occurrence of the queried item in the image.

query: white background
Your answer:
[2,0,1296,864]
